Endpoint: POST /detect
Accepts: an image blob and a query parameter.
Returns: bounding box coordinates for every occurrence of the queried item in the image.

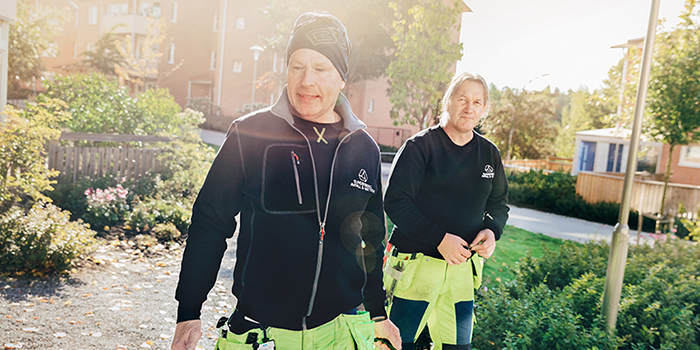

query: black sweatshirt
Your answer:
[175,89,387,330]
[384,126,509,258]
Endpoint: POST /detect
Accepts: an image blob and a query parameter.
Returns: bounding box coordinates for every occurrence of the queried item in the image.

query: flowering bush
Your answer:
[81,182,130,230]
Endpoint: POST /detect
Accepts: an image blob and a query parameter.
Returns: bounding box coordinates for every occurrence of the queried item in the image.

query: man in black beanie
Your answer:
[172,11,401,350]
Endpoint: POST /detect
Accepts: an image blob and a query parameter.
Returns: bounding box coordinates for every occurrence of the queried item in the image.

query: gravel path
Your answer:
[0,236,238,350]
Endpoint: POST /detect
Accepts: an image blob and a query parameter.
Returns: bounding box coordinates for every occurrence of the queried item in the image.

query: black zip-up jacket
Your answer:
[385,126,509,258]
[175,88,387,330]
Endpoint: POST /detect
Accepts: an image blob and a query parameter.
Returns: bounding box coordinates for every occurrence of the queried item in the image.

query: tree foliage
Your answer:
[646,0,700,214]
[555,89,615,158]
[7,0,68,99]
[386,0,463,129]
[483,88,558,160]
[36,73,193,137]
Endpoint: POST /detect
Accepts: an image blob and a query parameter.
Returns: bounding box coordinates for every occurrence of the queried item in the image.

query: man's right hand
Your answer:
[437,233,471,265]
[171,319,202,350]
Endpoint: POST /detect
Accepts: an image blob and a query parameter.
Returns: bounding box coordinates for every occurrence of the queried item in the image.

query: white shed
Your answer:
[571,128,663,176]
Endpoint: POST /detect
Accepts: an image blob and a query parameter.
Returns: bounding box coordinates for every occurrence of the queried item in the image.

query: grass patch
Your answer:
[483,225,573,283]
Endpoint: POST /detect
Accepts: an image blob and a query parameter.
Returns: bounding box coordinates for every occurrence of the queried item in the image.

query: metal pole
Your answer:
[602,0,660,332]
[216,0,229,110]
[251,58,257,105]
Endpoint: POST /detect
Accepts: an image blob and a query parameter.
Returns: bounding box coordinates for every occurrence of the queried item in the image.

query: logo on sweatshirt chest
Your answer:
[482,164,495,178]
[350,169,376,193]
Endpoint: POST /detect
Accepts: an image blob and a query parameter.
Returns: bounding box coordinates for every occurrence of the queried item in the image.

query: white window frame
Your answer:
[213,12,218,32]
[73,43,78,58]
[86,42,95,53]
[74,11,79,27]
[235,17,245,30]
[210,52,217,71]
[368,99,375,113]
[678,145,700,168]
[88,6,98,25]
[232,60,242,73]
[171,2,178,23]
[168,43,175,64]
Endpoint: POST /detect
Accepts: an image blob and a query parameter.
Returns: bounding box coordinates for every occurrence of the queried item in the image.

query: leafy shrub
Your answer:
[474,239,700,350]
[81,183,130,231]
[0,203,96,275]
[127,196,191,235]
[0,102,68,213]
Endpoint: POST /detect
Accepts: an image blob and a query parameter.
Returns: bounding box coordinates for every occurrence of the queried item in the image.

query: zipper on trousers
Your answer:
[290,151,303,205]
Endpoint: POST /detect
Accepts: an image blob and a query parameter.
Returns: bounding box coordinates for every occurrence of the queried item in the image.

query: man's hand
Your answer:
[470,229,496,259]
[374,319,402,350]
[437,233,471,265]
[171,319,202,350]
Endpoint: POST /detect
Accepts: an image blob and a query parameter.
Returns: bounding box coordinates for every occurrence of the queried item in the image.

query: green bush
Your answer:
[0,202,96,275]
[127,196,191,235]
[81,183,131,231]
[0,102,68,213]
[473,239,700,350]
[507,170,656,232]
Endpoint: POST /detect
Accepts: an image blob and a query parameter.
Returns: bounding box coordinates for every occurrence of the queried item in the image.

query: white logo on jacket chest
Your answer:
[482,164,495,178]
[350,169,375,193]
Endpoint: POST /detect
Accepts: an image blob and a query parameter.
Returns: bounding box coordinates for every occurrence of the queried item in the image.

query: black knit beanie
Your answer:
[286,11,352,81]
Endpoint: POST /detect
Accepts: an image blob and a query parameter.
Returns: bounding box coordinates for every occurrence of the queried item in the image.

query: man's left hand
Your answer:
[374,319,402,350]
[470,229,496,259]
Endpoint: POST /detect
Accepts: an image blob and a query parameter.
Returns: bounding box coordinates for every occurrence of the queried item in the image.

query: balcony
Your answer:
[102,14,158,36]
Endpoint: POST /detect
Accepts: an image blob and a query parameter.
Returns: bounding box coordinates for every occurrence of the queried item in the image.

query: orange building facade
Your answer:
[38,0,469,148]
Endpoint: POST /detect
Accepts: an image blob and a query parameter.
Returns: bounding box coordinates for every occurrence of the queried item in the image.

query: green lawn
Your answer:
[482,225,573,283]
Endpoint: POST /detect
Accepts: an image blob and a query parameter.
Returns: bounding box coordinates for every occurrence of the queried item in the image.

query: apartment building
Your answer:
[38,0,468,148]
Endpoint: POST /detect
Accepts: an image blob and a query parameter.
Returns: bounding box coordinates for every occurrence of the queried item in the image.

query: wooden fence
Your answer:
[47,133,171,183]
[504,156,573,173]
[576,171,700,219]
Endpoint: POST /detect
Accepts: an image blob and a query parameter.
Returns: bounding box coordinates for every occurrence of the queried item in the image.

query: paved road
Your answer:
[508,206,654,245]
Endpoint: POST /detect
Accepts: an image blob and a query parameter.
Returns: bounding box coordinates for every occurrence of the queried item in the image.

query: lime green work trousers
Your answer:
[383,251,483,350]
[214,311,375,350]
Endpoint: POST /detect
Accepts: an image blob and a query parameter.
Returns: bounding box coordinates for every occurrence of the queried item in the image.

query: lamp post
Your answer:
[601,0,660,332]
[250,46,264,105]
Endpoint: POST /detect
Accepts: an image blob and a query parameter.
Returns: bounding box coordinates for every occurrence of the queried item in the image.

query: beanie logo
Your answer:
[306,29,338,45]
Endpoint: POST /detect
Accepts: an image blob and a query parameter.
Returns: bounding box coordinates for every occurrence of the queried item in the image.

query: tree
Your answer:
[67,31,126,76]
[114,18,168,86]
[7,0,67,99]
[554,89,615,158]
[482,88,557,160]
[646,0,700,215]
[386,0,463,129]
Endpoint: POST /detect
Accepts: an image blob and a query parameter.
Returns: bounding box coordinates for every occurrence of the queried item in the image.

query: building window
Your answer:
[171,2,178,23]
[213,12,218,31]
[606,143,625,173]
[678,145,700,168]
[74,12,79,27]
[141,2,161,18]
[368,99,375,113]
[73,43,78,58]
[88,6,98,25]
[232,60,242,73]
[270,93,275,105]
[578,141,596,172]
[210,52,217,70]
[107,3,129,16]
[168,43,175,64]
[235,17,245,30]
[272,52,277,72]
[86,42,95,53]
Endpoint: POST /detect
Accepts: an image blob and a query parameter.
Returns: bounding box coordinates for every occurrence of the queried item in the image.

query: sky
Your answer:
[457,0,688,92]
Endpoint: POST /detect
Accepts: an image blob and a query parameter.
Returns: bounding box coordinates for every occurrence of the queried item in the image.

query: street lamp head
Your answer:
[250,46,264,61]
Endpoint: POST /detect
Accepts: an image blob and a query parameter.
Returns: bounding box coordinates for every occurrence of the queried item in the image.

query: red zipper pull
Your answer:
[320,226,325,240]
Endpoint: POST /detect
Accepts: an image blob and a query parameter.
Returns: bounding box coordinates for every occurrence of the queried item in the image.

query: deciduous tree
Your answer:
[646,0,700,215]
[386,0,463,129]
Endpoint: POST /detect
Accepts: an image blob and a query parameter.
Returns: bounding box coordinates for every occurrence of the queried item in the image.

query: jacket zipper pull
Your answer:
[319,222,326,242]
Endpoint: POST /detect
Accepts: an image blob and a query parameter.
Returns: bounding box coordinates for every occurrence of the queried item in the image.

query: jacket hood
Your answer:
[271,86,366,133]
